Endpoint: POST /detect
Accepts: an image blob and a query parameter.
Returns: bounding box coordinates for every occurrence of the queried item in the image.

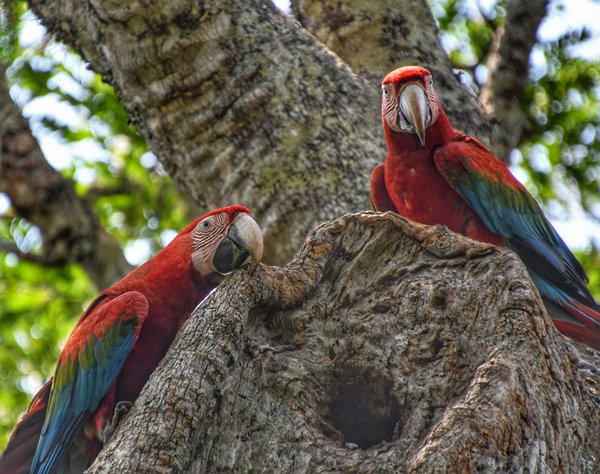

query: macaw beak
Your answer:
[213,213,263,275]
[398,83,429,146]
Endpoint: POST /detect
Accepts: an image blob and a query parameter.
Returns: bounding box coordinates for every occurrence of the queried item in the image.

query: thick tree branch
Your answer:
[292,0,450,82]
[89,213,600,472]
[479,0,549,161]
[292,0,491,139]
[28,0,381,265]
[28,0,495,266]
[0,64,131,289]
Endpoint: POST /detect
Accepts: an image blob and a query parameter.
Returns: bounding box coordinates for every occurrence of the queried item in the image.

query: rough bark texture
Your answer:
[28,0,495,265]
[0,65,131,289]
[479,0,549,161]
[89,213,600,473]
[292,0,490,138]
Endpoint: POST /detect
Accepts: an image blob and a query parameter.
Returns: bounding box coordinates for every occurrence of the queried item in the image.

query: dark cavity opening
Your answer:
[322,370,402,449]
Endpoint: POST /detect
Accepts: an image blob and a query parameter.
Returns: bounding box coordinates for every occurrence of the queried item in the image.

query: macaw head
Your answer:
[187,205,263,276]
[381,65,441,146]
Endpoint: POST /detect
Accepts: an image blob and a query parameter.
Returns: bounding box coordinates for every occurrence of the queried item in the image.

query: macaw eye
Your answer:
[200,219,213,231]
[382,85,390,96]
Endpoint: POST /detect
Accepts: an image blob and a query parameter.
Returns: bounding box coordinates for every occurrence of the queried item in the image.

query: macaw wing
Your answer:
[0,381,51,474]
[370,164,398,212]
[31,291,148,474]
[433,135,597,315]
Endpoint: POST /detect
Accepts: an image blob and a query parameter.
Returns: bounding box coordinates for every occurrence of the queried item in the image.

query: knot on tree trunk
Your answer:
[89,212,600,473]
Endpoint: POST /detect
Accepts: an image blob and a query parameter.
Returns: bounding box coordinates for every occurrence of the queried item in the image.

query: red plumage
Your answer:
[0,206,263,473]
[372,65,600,349]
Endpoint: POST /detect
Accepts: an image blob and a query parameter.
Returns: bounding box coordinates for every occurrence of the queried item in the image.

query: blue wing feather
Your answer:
[30,292,147,474]
[434,138,599,321]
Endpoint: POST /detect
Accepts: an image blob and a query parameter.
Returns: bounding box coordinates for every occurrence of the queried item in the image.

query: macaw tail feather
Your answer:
[0,381,50,474]
[553,320,600,351]
[543,297,600,350]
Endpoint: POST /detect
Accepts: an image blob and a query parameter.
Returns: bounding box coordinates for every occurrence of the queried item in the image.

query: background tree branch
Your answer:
[89,213,600,472]
[479,0,549,161]
[0,63,131,289]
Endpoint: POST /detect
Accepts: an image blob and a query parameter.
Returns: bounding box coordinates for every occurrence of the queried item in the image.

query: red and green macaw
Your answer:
[0,206,263,474]
[371,65,600,350]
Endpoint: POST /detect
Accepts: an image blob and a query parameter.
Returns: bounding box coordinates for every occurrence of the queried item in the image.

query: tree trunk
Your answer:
[28,0,496,266]
[479,0,549,161]
[88,213,600,472]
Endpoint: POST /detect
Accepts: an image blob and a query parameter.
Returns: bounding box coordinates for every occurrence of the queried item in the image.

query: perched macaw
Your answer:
[0,206,263,474]
[371,65,600,350]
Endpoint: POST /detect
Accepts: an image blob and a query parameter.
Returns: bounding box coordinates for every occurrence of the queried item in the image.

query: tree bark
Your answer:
[28,0,495,265]
[0,64,131,289]
[291,0,490,139]
[479,0,549,161]
[88,212,600,472]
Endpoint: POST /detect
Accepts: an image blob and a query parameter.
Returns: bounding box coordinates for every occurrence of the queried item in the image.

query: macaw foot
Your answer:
[101,401,133,444]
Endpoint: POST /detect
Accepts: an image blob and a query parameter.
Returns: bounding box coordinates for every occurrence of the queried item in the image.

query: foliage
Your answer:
[0,0,598,447]
[522,31,599,213]
[0,234,94,442]
[432,0,505,71]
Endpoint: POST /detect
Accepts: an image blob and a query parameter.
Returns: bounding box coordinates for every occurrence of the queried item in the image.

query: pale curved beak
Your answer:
[213,213,263,275]
[399,83,429,146]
